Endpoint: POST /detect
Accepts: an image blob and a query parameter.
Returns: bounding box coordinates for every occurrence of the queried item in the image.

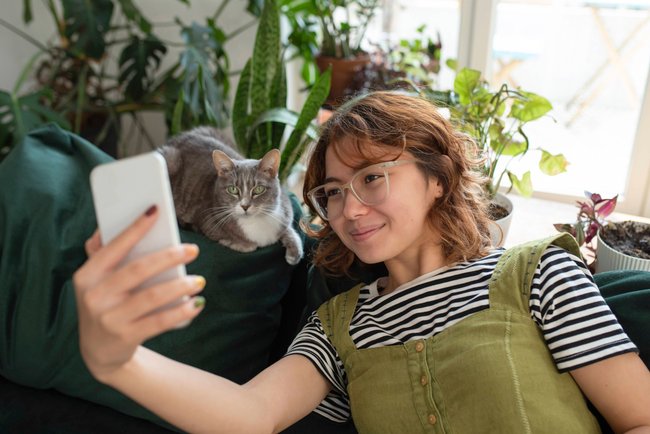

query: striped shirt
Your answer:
[286,246,638,422]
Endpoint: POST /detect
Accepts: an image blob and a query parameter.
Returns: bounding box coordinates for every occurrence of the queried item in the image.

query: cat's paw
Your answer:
[218,239,257,252]
[285,249,303,265]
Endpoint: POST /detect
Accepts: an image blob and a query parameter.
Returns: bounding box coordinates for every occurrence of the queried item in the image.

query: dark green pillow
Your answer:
[0,124,308,429]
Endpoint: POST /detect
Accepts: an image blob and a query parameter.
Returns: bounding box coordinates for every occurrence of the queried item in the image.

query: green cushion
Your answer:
[0,124,308,429]
[593,270,650,368]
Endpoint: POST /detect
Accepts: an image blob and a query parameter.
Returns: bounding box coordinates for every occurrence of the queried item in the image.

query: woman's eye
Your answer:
[227,186,239,195]
[325,187,341,198]
[252,185,266,195]
[364,173,383,184]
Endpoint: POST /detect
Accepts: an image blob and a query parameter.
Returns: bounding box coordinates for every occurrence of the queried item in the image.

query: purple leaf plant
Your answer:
[554,191,618,249]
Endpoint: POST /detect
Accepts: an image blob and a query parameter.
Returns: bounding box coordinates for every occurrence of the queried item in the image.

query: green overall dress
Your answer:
[317,234,602,433]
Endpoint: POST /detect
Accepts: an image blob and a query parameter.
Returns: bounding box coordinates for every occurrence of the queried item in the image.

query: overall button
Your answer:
[428,414,437,425]
[415,341,425,352]
[420,375,428,386]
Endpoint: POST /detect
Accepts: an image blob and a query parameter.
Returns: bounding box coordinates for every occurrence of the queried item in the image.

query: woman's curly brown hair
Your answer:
[302,91,493,277]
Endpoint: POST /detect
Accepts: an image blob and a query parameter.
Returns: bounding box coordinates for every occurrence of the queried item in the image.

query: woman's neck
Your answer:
[380,238,448,295]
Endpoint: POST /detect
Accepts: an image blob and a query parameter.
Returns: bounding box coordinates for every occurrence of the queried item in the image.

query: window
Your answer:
[386,0,650,216]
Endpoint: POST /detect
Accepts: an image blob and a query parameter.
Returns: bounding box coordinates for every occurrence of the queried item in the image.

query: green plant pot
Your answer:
[596,223,650,273]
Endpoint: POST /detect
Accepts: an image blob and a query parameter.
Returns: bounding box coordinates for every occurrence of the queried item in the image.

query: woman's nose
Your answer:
[341,187,369,220]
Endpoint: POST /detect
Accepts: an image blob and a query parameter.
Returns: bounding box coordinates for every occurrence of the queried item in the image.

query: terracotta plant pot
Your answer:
[315,54,370,106]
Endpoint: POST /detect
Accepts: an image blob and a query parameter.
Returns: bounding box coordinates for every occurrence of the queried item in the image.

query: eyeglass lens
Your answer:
[314,165,389,219]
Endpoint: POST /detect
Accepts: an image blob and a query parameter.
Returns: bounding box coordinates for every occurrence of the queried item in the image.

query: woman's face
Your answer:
[324,142,444,265]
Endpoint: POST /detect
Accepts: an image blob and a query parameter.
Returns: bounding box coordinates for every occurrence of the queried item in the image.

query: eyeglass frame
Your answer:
[307,159,418,221]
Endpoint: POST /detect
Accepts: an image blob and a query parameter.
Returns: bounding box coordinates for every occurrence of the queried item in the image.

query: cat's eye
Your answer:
[252,185,266,196]
[227,185,239,196]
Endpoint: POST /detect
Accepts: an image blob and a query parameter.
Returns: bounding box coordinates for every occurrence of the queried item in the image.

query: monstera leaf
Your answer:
[119,35,167,101]
[61,0,114,59]
[116,0,152,33]
[173,21,230,129]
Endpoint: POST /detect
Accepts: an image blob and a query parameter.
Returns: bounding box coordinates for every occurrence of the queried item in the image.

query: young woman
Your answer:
[74,91,650,433]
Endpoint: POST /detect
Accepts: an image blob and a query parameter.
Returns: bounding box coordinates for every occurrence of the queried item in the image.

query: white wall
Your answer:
[0,0,257,155]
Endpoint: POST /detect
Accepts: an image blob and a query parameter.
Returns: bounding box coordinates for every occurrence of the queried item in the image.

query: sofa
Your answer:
[1,125,648,433]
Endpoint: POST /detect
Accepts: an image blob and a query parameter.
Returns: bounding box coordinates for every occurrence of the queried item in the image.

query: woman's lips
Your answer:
[349,224,384,242]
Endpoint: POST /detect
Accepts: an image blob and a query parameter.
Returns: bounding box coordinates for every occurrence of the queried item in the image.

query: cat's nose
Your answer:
[241,204,250,212]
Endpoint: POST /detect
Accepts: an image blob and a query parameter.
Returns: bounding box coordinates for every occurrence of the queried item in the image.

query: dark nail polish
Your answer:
[145,205,157,216]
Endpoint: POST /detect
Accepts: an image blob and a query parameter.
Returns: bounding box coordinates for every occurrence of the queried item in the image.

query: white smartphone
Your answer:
[90,151,186,291]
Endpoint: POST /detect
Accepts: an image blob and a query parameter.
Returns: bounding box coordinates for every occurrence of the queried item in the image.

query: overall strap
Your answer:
[317,284,364,362]
[488,233,582,311]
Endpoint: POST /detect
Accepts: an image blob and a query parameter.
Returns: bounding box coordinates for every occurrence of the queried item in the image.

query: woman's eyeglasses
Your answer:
[307,160,417,221]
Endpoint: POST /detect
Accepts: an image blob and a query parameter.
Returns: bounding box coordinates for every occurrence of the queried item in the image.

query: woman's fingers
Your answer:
[129,296,206,343]
[107,275,206,324]
[85,229,102,257]
[89,205,159,274]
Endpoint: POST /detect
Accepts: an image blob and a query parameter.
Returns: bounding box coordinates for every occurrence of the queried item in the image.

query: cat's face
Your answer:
[212,149,281,218]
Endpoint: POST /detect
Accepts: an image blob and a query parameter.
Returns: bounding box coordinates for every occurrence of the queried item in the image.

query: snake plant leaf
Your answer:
[249,108,318,140]
[510,91,552,122]
[279,67,331,180]
[454,68,481,106]
[270,55,288,148]
[116,0,152,33]
[171,89,185,136]
[61,0,114,59]
[507,170,533,197]
[539,150,568,176]
[119,35,167,101]
[250,0,281,157]
[22,0,33,24]
[233,59,252,153]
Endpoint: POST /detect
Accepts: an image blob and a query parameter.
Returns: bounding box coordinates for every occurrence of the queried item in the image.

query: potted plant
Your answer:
[0,0,259,159]
[413,67,568,245]
[352,25,443,93]
[555,191,650,273]
[232,0,331,185]
[281,0,380,105]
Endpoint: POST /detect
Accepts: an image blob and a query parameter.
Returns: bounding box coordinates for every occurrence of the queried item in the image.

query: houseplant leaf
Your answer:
[178,23,229,128]
[250,0,281,158]
[279,67,331,181]
[507,171,533,197]
[119,35,167,101]
[116,0,152,33]
[270,53,288,149]
[0,89,70,148]
[510,92,552,122]
[539,150,568,176]
[61,0,114,59]
[454,68,481,106]
[233,60,252,153]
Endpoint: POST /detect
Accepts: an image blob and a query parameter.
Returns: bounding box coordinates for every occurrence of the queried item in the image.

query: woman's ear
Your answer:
[429,178,444,199]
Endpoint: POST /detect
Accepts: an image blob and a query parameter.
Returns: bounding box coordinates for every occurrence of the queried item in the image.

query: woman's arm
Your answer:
[107,349,330,434]
[75,207,330,433]
[570,352,650,434]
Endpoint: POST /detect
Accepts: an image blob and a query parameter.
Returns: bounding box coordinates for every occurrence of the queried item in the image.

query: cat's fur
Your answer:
[158,126,303,265]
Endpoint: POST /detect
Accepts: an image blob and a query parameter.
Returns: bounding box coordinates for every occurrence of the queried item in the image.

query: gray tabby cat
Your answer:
[158,126,303,265]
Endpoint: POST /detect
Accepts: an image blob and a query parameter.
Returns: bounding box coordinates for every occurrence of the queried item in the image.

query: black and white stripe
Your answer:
[287,246,637,422]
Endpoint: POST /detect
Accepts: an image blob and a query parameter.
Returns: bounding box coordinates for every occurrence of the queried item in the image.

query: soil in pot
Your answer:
[599,221,650,259]
[488,202,510,221]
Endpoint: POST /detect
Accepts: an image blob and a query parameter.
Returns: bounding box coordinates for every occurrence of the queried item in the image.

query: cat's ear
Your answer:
[258,149,281,178]
[212,150,235,176]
